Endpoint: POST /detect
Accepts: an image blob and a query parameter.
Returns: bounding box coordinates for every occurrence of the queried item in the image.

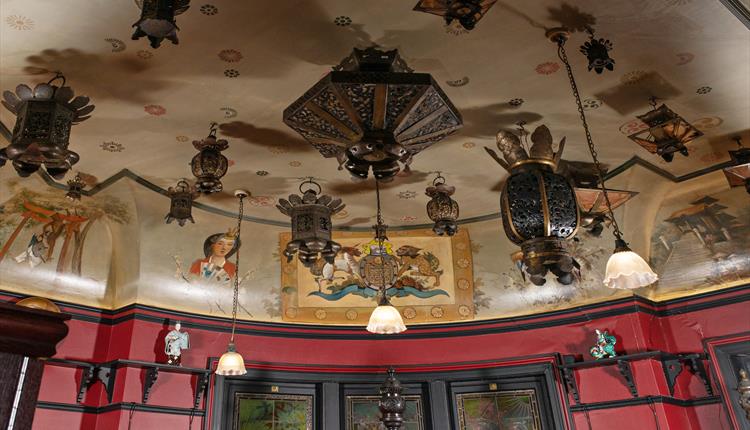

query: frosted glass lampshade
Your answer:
[215,342,247,376]
[604,241,658,290]
[367,303,406,334]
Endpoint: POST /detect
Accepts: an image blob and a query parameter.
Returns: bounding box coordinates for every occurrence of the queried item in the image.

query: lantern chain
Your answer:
[556,37,625,242]
[230,194,244,342]
[375,179,387,303]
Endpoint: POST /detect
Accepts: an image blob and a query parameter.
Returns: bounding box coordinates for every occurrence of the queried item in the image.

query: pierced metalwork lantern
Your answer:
[191,123,229,194]
[413,0,498,34]
[132,0,190,48]
[723,137,750,194]
[165,179,199,226]
[628,99,703,162]
[379,368,405,430]
[283,47,462,181]
[1,73,94,179]
[425,173,459,236]
[579,28,615,74]
[485,124,580,286]
[277,179,345,267]
[65,173,85,201]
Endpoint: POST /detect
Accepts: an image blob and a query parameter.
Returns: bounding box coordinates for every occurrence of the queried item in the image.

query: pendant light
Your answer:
[366,180,407,334]
[215,189,249,376]
[550,29,658,290]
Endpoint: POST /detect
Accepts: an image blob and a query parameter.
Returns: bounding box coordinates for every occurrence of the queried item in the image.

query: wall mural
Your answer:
[649,186,750,296]
[280,229,475,324]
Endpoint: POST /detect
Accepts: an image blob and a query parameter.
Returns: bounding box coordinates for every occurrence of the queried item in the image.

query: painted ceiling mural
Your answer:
[0,0,748,323]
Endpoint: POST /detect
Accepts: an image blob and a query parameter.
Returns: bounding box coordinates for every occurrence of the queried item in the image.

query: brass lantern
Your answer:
[65,173,85,201]
[379,368,405,430]
[283,47,462,181]
[132,0,190,48]
[165,179,199,226]
[485,124,580,286]
[276,179,345,267]
[1,73,94,179]
[628,98,703,162]
[425,173,459,236]
[191,123,229,194]
[413,0,498,34]
[723,137,750,194]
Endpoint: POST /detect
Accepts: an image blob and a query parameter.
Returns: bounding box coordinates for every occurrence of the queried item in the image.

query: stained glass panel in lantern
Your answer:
[233,393,313,430]
[456,389,542,430]
[346,395,424,430]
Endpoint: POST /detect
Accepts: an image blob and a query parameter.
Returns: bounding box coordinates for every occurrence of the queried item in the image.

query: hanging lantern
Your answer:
[425,173,459,236]
[723,137,750,194]
[579,27,615,74]
[413,0,498,34]
[276,179,345,267]
[191,123,229,194]
[1,73,94,179]
[628,98,703,162]
[485,124,580,286]
[379,368,405,430]
[131,0,190,48]
[283,47,462,181]
[65,173,85,201]
[165,179,199,226]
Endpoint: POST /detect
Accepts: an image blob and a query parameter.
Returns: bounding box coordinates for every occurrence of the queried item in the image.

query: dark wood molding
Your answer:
[0,302,71,358]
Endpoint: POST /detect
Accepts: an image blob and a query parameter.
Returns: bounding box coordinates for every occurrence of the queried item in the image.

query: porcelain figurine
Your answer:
[589,329,617,359]
[164,321,190,366]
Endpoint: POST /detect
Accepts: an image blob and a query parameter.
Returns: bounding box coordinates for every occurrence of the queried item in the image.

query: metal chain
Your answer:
[557,38,624,242]
[230,195,244,342]
[374,179,387,302]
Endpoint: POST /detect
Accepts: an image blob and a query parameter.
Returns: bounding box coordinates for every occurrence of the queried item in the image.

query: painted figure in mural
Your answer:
[164,321,189,366]
[309,245,362,291]
[189,228,240,284]
[396,245,443,287]
[14,228,51,268]
[589,329,617,359]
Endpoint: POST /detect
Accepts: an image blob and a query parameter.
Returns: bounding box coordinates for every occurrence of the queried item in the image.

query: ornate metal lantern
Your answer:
[628,98,703,162]
[1,73,94,179]
[132,0,190,48]
[277,179,345,267]
[379,368,405,430]
[191,123,229,194]
[579,27,615,74]
[413,0,497,34]
[485,124,580,286]
[723,137,750,194]
[425,173,459,236]
[165,179,199,226]
[65,173,85,201]
[283,47,462,181]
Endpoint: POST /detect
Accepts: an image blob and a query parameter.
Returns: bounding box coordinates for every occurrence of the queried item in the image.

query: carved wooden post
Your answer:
[0,299,70,430]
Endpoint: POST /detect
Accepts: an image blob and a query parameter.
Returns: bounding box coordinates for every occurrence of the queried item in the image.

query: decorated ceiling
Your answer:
[0,0,748,323]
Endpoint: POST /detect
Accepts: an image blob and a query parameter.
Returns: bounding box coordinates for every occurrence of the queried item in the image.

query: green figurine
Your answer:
[589,329,617,359]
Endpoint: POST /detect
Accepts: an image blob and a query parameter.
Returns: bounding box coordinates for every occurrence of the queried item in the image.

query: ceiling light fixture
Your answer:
[191,122,229,194]
[485,122,580,286]
[215,190,248,376]
[277,178,346,267]
[579,26,615,74]
[1,73,94,179]
[379,368,406,430]
[550,28,658,290]
[132,0,190,48]
[65,173,85,201]
[165,179,199,226]
[413,0,498,34]
[628,97,703,162]
[723,137,750,194]
[366,180,406,335]
[283,47,462,181]
[425,172,460,236]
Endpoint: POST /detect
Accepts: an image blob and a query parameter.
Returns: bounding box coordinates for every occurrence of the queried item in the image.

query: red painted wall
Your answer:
[2,286,747,429]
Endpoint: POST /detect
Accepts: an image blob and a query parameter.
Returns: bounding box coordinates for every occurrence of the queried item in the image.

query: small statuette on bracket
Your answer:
[164,321,190,366]
[589,329,617,360]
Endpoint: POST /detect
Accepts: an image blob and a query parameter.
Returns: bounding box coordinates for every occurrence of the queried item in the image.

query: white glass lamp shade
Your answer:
[367,302,406,335]
[215,342,247,376]
[604,241,658,290]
